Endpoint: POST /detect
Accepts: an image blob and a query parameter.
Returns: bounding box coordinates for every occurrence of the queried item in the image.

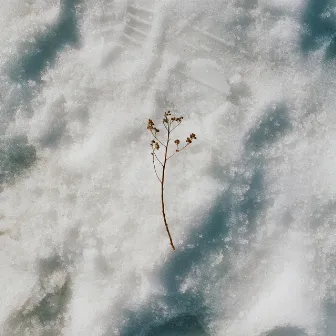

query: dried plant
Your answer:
[147,111,197,251]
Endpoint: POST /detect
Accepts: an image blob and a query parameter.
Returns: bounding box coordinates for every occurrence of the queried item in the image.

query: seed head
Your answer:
[147,119,154,130]
[186,137,192,143]
[174,139,180,145]
[155,142,160,150]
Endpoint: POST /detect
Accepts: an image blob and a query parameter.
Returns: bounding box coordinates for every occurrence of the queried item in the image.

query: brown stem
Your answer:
[167,143,191,160]
[170,121,182,132]
[152,152,162,183]
[153,152,163,167]
[150,130,165,147]
[161,123,175,251]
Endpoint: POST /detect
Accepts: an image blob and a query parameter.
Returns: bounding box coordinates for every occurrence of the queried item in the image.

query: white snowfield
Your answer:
[0,0,336,335]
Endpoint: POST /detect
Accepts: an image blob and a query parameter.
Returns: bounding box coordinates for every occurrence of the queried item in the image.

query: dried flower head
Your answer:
[147,119,154,130]
[174,139,180,145]
[186,137,192,143]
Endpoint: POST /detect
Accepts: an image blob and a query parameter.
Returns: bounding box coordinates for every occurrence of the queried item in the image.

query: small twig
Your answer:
[153,152,163,167]
[167,143,191,160]
[151,153,162,183]
[170,121,182,133]
[150,130,165,147]
[147,112,197,251]
[161,122,175,250]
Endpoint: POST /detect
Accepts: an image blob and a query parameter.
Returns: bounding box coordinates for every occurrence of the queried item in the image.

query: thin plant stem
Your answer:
[170,121,182,132]
[167,143,191,160]
[150,130,165,147]
[153,152,163,167]
[161,122,175,251]
[152,152,162,183]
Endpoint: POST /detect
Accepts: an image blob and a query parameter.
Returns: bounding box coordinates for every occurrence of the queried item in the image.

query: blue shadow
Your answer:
[261,326,307,336]
[9,0,81,83]
[300,0,336,60]
[6,254,72,334]
[0,0,82,190]
[245,103,291,153]
[0,135,37,190]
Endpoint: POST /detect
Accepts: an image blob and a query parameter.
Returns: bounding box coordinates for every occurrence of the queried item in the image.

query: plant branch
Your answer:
[147,112,197,251]
[153,152,163,167]
[151,153,162,183]
[161,122,175,251]
[170,121,182,133]
[150,130,165,147]
[167,143,191,160]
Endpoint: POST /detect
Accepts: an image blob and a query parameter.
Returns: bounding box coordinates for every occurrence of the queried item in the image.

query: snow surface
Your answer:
[1,0,336,335]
